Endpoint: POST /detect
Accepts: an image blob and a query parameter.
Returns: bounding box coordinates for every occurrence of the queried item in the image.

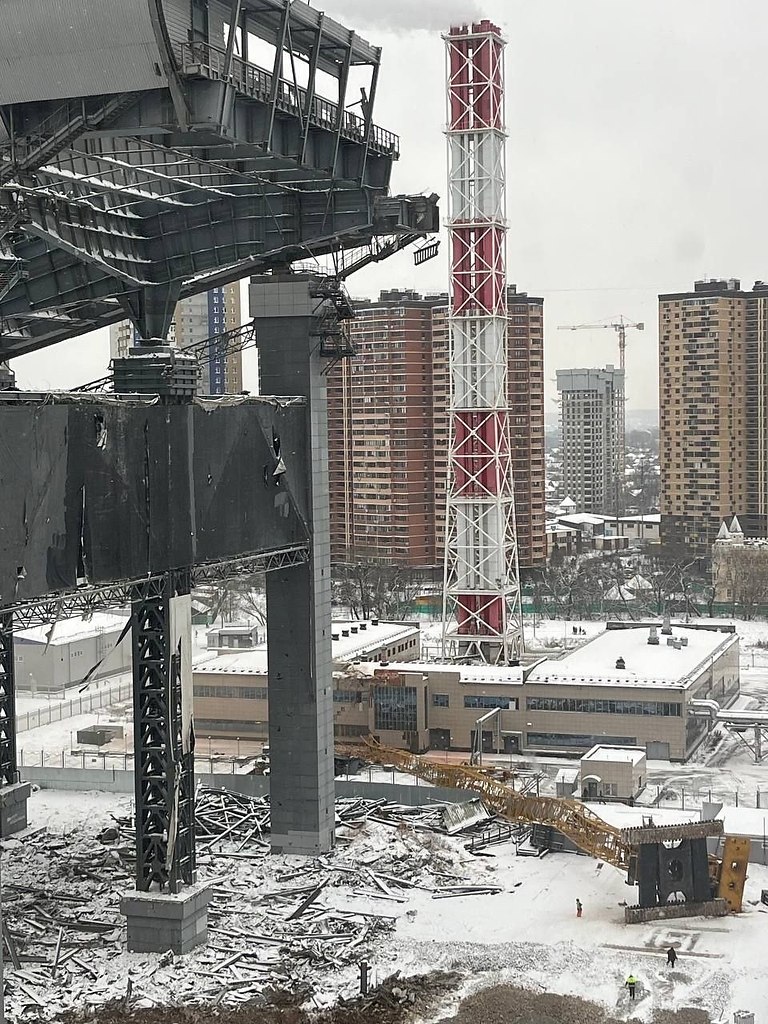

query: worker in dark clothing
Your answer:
[625,974,637,1000]
[576,898,583,918]
[667,947,677,967]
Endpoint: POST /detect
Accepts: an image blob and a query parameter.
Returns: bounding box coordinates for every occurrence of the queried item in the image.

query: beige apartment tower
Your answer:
[659,278,768,553]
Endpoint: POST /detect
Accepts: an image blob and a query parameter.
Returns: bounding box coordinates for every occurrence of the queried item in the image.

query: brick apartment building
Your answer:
[327,286,545,570]
[659,278,768,553]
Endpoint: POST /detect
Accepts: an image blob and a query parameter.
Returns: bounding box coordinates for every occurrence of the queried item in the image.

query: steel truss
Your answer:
[442,21,522,665]
[132,572,195,892]
[5,546,308,629]
[0,612,17,788]
[0,0,438,357]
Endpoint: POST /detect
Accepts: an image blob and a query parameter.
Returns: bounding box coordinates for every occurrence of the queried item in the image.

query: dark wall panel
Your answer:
[0,396,309,606]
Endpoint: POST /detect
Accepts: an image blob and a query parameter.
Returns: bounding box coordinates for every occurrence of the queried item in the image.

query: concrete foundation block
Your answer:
[0,782,31,836]
[624,898,729,924]
[120,883,213,954]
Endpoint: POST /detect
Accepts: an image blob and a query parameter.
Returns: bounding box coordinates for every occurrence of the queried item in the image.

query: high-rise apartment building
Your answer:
[508,287,546,567]
[557,366,625,515]
[327,286,546,570]
[328,289,448,567]
[659,278,768,553]
[109,283,243,394]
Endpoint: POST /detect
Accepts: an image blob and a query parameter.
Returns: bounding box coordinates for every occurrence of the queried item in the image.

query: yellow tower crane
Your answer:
[557,316,644,372]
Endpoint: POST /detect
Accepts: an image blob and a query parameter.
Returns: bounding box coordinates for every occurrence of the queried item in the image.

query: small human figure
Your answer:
[625,973,637,1000]
[666,946,677,967]
[576,898,583,918]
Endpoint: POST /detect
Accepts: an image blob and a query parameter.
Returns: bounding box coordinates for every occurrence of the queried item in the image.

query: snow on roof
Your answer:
[15,612,129,646]
[351,660,524,686]
[527,623,738,689]
[558,513,607,526]
[586,803,700,829]
[618,513,661,524]
[195,621,420,675]
[582,745,645,765]
[716,805,768,838]
[206,623,256,636]
[546,522,579,534]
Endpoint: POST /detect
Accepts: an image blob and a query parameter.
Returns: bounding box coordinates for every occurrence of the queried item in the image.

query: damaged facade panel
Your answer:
[0,395,309,605]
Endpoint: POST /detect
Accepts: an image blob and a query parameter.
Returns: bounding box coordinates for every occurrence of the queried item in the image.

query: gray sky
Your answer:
[13,0,768,414]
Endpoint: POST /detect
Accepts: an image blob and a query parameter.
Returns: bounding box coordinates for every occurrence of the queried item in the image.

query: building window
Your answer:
[373,685,417,731]
[432,693,449,707]
[527,732,636,749]
[464,695,518,710]
[193,684,268,700]
[334,689,364,703]
[526,697,681,716]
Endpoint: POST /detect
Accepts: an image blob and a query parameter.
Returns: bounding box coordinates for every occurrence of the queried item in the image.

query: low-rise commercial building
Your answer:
[336,621,739,760]
[14,612,130,693]
[192,621,420,739]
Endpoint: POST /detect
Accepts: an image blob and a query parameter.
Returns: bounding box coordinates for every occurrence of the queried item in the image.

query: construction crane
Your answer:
[557,316,644,372]
[347,739,748,912]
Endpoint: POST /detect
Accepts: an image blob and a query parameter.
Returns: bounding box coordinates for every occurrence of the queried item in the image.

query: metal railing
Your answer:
[178,41,399,155]
[16,680,132,733]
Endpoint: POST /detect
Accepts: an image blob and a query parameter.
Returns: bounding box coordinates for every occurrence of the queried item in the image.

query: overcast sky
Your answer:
[13,0,768,414]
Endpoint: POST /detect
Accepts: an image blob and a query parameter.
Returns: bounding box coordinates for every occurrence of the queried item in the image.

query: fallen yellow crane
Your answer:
[348,740,748,913]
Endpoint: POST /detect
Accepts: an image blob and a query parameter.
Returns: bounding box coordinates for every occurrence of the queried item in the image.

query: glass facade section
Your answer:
[464,695,518,710]
[527,732,636,749]
[194,684,268,700]
[373,685,418,731]
[526,697,681,716]
[432,693,450,707]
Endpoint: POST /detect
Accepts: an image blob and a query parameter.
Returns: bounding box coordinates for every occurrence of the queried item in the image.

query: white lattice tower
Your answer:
[441,20,522,664]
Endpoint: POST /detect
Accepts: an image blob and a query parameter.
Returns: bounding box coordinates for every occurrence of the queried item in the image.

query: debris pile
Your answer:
[0,789,511,1021]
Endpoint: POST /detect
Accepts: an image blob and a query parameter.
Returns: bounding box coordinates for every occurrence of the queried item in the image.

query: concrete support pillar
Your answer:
[251,273,335,855]
[0,612,28,836]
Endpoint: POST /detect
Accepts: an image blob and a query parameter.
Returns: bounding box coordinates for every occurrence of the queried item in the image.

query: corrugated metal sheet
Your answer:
[162,0,191,51]
[0,0,168,104]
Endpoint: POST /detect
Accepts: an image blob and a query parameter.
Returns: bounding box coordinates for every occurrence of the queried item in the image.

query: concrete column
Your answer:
[0,612,29,836]
[251,273,335,855]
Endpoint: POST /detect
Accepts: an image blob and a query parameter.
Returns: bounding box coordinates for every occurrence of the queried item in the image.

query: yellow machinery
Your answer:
[349,740,747,912]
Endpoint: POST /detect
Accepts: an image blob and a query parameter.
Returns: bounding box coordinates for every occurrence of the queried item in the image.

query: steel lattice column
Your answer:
[131,573,195,892]
[0,612,17,787]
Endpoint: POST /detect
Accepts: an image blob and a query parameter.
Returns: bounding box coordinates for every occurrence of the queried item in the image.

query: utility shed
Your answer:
[580,745,646,802]
[14,612,130,694]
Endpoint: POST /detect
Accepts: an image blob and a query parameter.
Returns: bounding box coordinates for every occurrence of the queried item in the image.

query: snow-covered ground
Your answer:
[6,789,767,1023]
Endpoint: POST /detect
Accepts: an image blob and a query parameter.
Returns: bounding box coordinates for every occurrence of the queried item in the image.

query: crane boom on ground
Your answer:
[347,739,747,913]
[557,316,644,372]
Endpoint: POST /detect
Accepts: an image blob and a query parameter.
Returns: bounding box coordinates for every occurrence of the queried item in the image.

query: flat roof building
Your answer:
[192,621,421,739]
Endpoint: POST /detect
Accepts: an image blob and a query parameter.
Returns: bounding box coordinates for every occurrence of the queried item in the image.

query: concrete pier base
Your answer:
[0,782,31,836]
[120,884,212,953]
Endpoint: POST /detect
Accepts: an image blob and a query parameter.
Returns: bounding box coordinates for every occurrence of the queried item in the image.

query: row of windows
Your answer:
[194,684,268,700]
[464,695,519,710]
[527,732,636,749]
[334,689,364,703]
[526,697,681,716]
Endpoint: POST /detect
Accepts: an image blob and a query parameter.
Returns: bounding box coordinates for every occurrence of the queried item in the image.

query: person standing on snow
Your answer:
[576,898,583,917]
[625,974,637,1000]
[667,946,677,967]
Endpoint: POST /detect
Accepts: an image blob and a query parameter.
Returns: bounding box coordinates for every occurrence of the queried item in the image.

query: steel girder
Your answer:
[0,1,438,359]
[0,612,17,788]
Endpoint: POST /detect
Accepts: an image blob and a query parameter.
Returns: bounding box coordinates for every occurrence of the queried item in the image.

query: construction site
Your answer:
[0,3,765,1024]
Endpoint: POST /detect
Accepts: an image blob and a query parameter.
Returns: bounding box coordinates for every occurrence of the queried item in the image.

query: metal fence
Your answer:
[16,680,133,733]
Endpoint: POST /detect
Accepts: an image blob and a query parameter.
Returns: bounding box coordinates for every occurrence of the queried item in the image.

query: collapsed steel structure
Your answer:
[0,0,438,951]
